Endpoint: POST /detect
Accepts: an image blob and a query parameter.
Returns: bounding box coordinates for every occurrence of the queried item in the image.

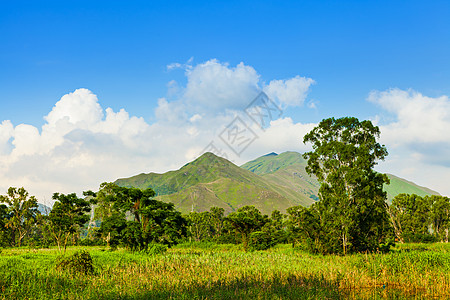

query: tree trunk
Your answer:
[342,232,347,255]
[242,233,249,251]
[63,232,71,255]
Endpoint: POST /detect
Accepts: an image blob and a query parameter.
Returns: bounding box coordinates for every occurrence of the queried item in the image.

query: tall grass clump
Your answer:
[56,250,95,275]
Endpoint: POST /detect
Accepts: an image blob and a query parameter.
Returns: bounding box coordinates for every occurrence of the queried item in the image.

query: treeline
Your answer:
[1,183,449,254]
[389,194,450,243]
[0,183,290,252]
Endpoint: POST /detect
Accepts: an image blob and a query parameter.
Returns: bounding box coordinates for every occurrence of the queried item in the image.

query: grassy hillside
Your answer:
[385,174,440,200]
[115,152,314,215]
[115,151,440,215]
[241,151,308,175]
[242,151,440,202]
[242,151,320,201]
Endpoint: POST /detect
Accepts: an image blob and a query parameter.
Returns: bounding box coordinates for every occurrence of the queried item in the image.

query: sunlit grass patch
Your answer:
[1,243,450,299]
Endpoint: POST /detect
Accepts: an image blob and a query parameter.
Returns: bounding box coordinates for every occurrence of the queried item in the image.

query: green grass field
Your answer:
[1,243,450,299]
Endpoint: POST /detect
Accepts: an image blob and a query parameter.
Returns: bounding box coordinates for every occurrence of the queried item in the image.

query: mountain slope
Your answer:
[115,151,440,215]
[241,151,440,202]
[115,152,314,214]
[242,151,320,201]
[384,174,440,200]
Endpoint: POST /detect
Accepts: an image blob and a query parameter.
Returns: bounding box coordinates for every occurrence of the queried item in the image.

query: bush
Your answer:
[249,231,276,251]
[79,237,106,247]
[402,233,438,243]
[56,250,94,275]
[140,243,168,255]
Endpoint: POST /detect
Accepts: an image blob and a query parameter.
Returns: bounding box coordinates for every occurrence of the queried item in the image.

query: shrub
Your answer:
[249,231,276,251]
[140,243,168,255]
[78,237,106,247]
[56,250,94,275]
[402,233,438,243]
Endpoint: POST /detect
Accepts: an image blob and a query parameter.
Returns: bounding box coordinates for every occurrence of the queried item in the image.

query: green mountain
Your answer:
[384,174,440,200]
[115,151,440,215]
[241,151,440,202]
[241,151,320,201]
[115,152,314,214]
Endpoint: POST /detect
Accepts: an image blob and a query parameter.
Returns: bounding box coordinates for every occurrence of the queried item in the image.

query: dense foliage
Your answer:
[389,193,450,243]
[87,183,187,251]
[301,117,392,254]
[0,187,40,247]
[48,193,91,254]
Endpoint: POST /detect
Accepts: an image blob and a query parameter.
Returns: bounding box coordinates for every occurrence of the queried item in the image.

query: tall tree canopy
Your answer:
[302,117,391,254]
[0,187,40,247]
[430,195,450,242]
[49,193,91,254]
[89,183,187,250]
[389,194,450,243]
[225,205,268,251]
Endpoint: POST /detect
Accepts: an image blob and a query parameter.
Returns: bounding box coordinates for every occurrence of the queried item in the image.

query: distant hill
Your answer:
[115,151,440,215]
[37,203,51,215]
[115,152,314,214]
[241,151,440,203]
[241,151,320,201]
[384,173,440,200]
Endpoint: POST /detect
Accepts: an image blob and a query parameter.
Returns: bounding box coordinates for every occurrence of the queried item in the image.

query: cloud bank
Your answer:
[1,59,449,202]
[0,60,316,202]
[369,88,450,196]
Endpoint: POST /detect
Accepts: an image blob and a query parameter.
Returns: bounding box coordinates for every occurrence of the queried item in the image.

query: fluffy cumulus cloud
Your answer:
[264,76,315,107]
[369,88,450,196]
[369,88,450,146]
[183,59,261,112]
[0,60,316,202]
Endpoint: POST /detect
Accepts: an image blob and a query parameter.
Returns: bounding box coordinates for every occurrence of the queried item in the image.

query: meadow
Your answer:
[1,242,450,299]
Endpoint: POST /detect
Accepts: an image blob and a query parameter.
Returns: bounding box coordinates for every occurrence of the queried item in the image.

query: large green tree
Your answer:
[287,205,322,252]
[388,193,435,243]
[0,203,10,246]
[85,182,127,247]
[89,183,187,250]
[429,195,450,242]
[0,187,40,247]
[186,211,213,242]
[48,193,91,254]
[303,117,391,254]
[225,206,268,251]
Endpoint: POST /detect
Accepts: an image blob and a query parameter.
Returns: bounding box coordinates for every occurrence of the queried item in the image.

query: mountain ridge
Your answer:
[115,152,314,214]
[115,151,440,214]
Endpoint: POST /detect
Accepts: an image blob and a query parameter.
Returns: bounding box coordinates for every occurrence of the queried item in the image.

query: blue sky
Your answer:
[1,1,450,200]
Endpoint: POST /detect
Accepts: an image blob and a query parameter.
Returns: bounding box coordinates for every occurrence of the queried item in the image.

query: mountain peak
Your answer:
[263,152,278,157]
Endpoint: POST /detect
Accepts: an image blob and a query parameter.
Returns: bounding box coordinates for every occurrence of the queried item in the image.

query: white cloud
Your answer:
[264,76,315,107]
[369,88,450,146]
[241,117,315,160]
[370,88,450,196]
[0,59,316,202]
[183,59,261,112]
[44,88,103,127]
[166,57,193,71]
[189,114,202,123]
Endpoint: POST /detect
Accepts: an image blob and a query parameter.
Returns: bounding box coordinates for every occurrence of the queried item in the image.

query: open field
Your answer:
[1,243,450,299]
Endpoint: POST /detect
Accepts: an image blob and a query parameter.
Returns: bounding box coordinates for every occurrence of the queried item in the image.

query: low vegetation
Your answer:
[1,243,450,299]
